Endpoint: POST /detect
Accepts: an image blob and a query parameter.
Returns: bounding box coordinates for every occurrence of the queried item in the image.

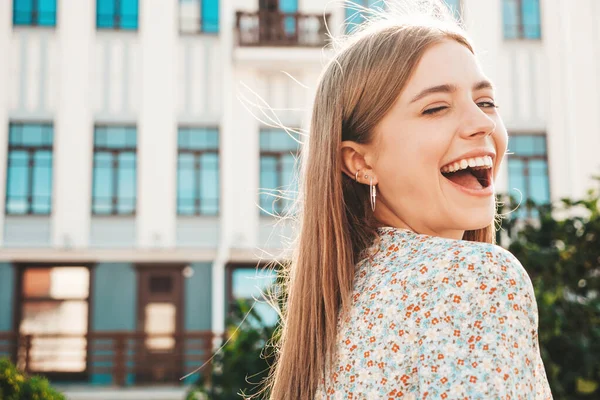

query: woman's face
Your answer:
[354,39,508,239]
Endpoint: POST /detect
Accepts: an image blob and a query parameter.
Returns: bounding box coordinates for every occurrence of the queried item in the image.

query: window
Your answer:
[507,134,550,218]
[503,0,541,39]
[344,0,385,33]
[17,265,90,374]
[177,127,219,215]
[179,0,219,33]
[259,129,300,216]
[96,0,138,30]
[6,123,53,215]
[13,0,57,27]
[92,126,137,215]
[228,265,279,328]
[444,0,462,20]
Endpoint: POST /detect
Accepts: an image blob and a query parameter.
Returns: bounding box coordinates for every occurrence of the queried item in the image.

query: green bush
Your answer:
[498,188,600,399]
[186,297,279,400]
[0,357,66,400]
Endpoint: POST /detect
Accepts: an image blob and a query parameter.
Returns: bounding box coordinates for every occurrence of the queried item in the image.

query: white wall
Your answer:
[1,0,600,255]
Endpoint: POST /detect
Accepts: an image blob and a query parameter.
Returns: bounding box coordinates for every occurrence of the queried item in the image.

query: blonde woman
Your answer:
[265,1,552,399]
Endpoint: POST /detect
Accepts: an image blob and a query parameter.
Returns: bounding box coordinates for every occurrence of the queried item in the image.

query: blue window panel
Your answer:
[92,152,114,215]
[92,125,137,216]
[117,152,136,214]
[259,129,299,215]
[232,268,278,327]
[97,0,138,29]
[444,0,461,20]
[13,0,57,26]
[528,159,549,205]
[259,129,299,152]
[259,156,278,214]
[179,127,219,150]
[32,151,52,214]
[279,0,297,35]
[6,151,30,214]
[21,124,43,145]
[120,0,138,30]
[344,0,385,33]
[10,123,52,147]
[96,0,116,28]
[94,126,136,148]
[38,0,57,26]
[281,154,297,212]
[502,0,519,39]
[199,153,219,215]
[345,3,366,34]
[510,135,546,156]
[508,158,527,218]
[177,127,219,215]
[232,268,276,299]
[6,124,54,215]
[201,0,219,33]
[13,0,34,25]
[522,0,541,39]
[177,154,196,215]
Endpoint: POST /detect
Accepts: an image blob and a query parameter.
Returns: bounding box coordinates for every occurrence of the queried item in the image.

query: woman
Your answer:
[265,1,552,399]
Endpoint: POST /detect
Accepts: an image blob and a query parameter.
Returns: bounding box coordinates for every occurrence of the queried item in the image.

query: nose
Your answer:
[458,102,496,140]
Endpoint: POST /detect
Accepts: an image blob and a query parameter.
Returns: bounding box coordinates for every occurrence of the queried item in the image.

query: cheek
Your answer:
[378,131,447,184]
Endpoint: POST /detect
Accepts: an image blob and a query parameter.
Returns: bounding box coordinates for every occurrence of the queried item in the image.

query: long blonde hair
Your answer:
[264,2,496,399]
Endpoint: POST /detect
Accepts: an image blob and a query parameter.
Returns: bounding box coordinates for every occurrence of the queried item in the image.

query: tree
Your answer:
[0,357,66,400]
[498,187,600,399]
[186,295,280,400]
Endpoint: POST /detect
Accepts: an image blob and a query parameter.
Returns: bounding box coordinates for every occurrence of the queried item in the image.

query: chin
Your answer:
[455,206,496,232]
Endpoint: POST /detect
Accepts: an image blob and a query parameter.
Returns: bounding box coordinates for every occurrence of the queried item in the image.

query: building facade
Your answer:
[0,0,598,390]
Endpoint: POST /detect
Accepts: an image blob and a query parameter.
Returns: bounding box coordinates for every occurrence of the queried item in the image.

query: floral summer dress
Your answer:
[315,227,552,399]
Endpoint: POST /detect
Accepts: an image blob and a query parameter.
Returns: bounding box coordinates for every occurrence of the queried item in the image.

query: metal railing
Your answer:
[0,331,217,386]
[235,11,330,47]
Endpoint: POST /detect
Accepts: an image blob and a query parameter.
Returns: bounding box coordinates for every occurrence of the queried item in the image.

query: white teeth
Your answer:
[441,155,493,173]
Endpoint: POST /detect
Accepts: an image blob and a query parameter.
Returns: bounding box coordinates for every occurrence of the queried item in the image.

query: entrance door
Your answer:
[136,266,184,383]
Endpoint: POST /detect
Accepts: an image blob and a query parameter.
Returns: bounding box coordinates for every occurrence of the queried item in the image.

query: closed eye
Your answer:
[422,106,448,115]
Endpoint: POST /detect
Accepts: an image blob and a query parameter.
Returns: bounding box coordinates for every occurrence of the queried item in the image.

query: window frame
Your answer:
[12,262,95,381]
[91,124,137,216]
[178,0,220,35]
[12,0,58,27]
[96,0,139,31]
[502,0,542,40]
[507,132,551,218]
[225,262,281,327]
[176,126,220,216]
[5,122,54,216]
[258,128,300,217]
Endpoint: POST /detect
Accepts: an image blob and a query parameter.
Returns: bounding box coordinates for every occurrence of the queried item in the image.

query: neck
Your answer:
[374,204,465,241]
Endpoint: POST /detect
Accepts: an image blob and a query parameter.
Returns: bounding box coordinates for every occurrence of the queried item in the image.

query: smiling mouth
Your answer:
[440,156,493,191]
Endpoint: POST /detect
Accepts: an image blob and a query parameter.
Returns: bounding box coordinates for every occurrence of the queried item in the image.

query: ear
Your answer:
[340,141,378,184]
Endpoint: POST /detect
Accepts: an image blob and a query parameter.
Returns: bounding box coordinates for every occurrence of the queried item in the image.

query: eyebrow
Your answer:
[409,80,494,104]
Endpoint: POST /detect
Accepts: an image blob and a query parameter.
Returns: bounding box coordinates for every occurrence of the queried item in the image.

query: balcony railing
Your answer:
[0,331,218,386]
[235,11,330,47]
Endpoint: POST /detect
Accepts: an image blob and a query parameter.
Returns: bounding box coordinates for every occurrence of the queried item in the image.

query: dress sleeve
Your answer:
[406,245,553,399]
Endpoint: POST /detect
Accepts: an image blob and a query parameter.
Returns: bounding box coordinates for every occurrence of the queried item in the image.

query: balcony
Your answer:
[235,11,330,47]
[0,331,217,386]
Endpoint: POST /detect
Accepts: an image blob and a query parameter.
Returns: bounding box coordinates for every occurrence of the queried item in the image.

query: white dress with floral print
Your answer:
[315,227,553,399]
